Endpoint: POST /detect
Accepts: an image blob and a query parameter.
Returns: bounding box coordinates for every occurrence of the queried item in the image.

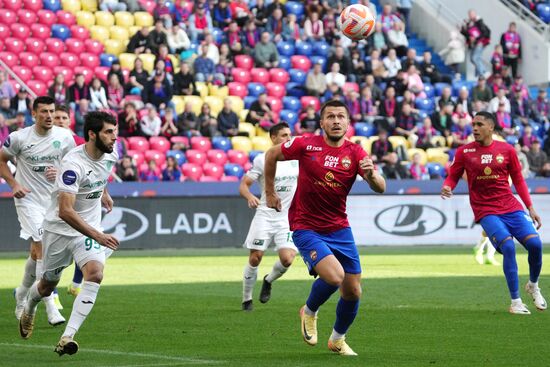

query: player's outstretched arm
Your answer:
[265,144,285,212]
[59,192,119,250]
[0,150,30,198]
[239,176,260,208]
[359,157,386,193]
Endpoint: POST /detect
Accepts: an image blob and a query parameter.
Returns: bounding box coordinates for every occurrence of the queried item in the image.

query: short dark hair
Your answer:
[269,122,290,137]
[84,111,117,142]
[319,99,350,119]
[55,104,70,114]
[475,111,495,126]
[32,96,55,111]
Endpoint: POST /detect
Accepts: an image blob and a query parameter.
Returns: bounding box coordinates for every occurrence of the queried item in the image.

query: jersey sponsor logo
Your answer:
[52,140,61,149]
[32,166,47,172]
[284,137,296,148]
[484,166,492,175]
[83,179,107,189]
[324,155,339,168]
[464,148,476,153]
[86,191,103,199]
[496,154,504,164]
[375,204,447,236]
[26,154,60,163]
[306,145,322,151]
[3,136,10,148]
[341,156,351,169]
[62,170,77,185]
[252,239,265,246]
[481,154,493,164]
[325,171,335,182]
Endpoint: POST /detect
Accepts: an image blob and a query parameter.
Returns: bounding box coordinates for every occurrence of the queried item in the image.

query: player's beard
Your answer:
[95,136,114,153]
[326,131,346,142]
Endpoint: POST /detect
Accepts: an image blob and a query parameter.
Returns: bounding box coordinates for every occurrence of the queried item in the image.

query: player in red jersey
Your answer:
[264,100,386,356]
[441,111,545,314]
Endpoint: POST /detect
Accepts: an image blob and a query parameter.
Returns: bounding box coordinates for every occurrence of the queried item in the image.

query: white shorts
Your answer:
[41,230,113,282]
[15,204,46,242]
[243,212,297,252]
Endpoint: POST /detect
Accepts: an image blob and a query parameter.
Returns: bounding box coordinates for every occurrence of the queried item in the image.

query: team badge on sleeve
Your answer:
[62,170,77,185]
[3,136,10,148]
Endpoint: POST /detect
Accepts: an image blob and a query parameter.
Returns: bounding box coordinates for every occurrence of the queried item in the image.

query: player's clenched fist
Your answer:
[12,182,31,198]
[247,196,261,209]
[266,192,282,212]
[359,157,375,176]
[45,166,57,182]
[440,185,453,199]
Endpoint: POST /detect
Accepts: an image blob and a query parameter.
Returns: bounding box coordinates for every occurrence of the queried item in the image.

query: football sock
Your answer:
[35,259,43,282]
[63,281,100,338]
[242,264,258,302]
[36,259,57,312]
[265,260,288,283]
[21,256,36,290]
[72,265,84,286]
[476,236,488,251]
[306,278,339,313]
[330,329,346,341]
[334,297,360,335]
[523,236,543,283]
[500,239,520,299]
[25,282,42,315]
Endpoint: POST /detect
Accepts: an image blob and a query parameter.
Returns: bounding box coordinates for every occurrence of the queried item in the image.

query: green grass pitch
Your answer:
[0,246,549,367]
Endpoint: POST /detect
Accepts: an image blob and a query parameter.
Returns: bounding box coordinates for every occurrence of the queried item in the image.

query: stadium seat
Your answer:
[231,136,253,153]
[3,0,21,12]
[166,150,186,166]
[45,38,65,54]
[199,175,218,182]
[239,109,249,122]
[415,98,434,112]
[134,11,153,27]
[59,52,80,68]
[186,149,207,165]
[247,82,266,97]
[190,136,212,152]
[109,25,129,41]
[276,41,295,57]
[140,53,156,73]
[423,84,435,98]
[90,25,109,42]
[407,148,428,165]
[343,82,360,93]
[227,150,250,166]
[5,37,25,54]
[26,79,47,95]
[388,136,409,149]
[118,53,136,70]
[95,11,114,27]
[291,55,312,72]
[53,66,74,83]
[0,24,10,40]
[426,148,449,165]
[228,82,248,98]
[234,54,253,71]
[80,0,97,12]
[70,25,90,40]
[17,9,38,25]
[226,96,244,115]
[202,163,224,180]
[208,84,228,98]
[11,23,31,40]
[269,68,290,84]
[279,110,298,126]
[211,137,232,152]
[149,137,170,153]
[426,162,445,178]
[238,123,256,138]
[13,66,32,82]
[144,149,166,167]
[231,68,251,84]
[309,56,327,72]
[430,136,447,148]
[39,52,61,68]
[278,55,291,71]
[99,53,117,67]
[25,38,46,54]
[175,95,201,115]
[127,136,150,152]
[37,10,58,27]
[312,41,330,57]
[0,11,17,25]
[62,0,81,13]
[80,52,100,69]
[434,83,451,97]
[169,136,189,149]
[353,122,375,137]
[295,41,312,56]
[115,11,134,27]
[282,96,301,112]
[289,69,306,84]
[65,38,85,54]
[91,64,107,81]
[265,96,283,113]
[43,0,62,12]
[224,163,245,179]
[192,81,207,98]
[57,10,76,26]
[33,66,56,83]
[23,0,44,12]
[537,3,550,23]
[251,136,272,152]
[247,150,262,163]
[30,23,51,40]
[51,24,71,41]
[285,1,305,18]
[250,68,269,84]
[300,96,321,111]
[266,82,285,98]
[206,149,228,165]
[0,52,18,67]
[181,163,203,181]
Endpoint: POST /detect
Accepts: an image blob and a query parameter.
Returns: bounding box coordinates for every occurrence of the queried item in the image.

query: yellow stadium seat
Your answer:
[252,136,272,152]
[182,95,203,115]
[109,26,129,42]
[62,0,81,14]
[363,136,378,154]
[194,82,208,98]
[231,136,253,153]
[90,25,110,43]
[430,136,448,148]
[95,11,115,27]
[104,39,125,56]
[168,54,180,74]
[203,96,224,116]
[134,12,154,27]
[172,96,185,115]
[209,85,229,98]
[239,109,248,122]
[139,53,156,73]
[118,53,136,69]
[255,126,269,138]
[128,26,141,37]
[238,122,256,138]
[81,0,98,11]
[388,135,409,149]
[407,148,428,165]
[76,11,95,29]
[426,148,449,165]
[115,11,134,27]
[226,96,244,115]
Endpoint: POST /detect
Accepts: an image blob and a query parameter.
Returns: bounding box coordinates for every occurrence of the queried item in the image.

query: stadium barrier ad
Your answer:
[0,193,549,250]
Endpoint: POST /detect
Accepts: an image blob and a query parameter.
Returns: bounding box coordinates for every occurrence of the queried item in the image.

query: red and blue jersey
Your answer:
[281,135,368,233]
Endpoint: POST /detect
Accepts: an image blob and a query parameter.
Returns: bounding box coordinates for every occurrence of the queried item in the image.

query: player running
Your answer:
[18,111,120,356]
[265,100,386,356]
[441,111,545,315]
[240,122,299,311]
[0,96,75,326]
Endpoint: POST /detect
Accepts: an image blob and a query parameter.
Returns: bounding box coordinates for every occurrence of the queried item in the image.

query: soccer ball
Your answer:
[337,4,376,40]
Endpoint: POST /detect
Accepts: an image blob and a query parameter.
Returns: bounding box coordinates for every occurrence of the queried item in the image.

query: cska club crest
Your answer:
[341,156,351,169]
[496,154,504,164]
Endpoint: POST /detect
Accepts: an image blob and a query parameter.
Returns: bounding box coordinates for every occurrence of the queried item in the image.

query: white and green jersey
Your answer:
[2,125,75,209]
[44,145,118,237]
[246,153,299,217]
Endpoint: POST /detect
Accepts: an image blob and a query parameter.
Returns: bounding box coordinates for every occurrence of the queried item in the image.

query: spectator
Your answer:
[451,116,473,147]
[437,86,455,111]
[379,86,398,130]
[0,97,16,124]
[203,33,220,65]
[514,142,530,178]
[495,102,515,137]
[10,112,26,132]
[364,74,384,104]
[198,103,220,137]
[351,49,366,79]
[366,49,389,82]
[526,140,550,177]
[194,44,225,85]
[127,57,149,96]
[306,0,323,17]
[118,102,142,137]
[322,8,338,43]
[125,0,142,13]
[500,22,522,78]
[460,9,491,77]
[490,44,504,76]
[100,0,127,12]
[283,13,302,42]
[299,106,321,134]
[395,103,418,145]
[387,22,408,58]
[419,51,448,84]
[396,0,413,31]
[177,102,200,137]
[106,73,125,112]
[377,4,401,33]
[153,0,173,28]
[116,155,138,182]
[489,88,511,114]
[230,0,252,27]
[359,87,377,122]
[345,90,363,123]
[471,75,493,109]
[327,46,353,80]
[510,90,531,127]
[140,159,161,181]
[167,24,191,55]
[455,87,473,117]
[154,47,175,79]
[160,107,179,138]
[305,62,327,97]
[325,63,346,89]
[520,125,539,153]
[432,101,454,137]
[253,32,279,68]
[225,22,244,54]
[371,22,389,55]
[416,116,438,149]
[141,104,162,137]
[246,93,274,130]
[402,48,419,71]
[266,8,285,42]
[213,0,232,28]
[68,73,90,109]
[304,11,324,41]
[438,31,466,76]
[452,103,472,125]
[242,20,260,53]
[266,0,286,17]
[48,73,69,107]
[500,65,513,87]
[148,20,168,54]
[174,0,192,24]
[10,88,32,126]
[383,48,402,79]
[188,4,213,42]
[108,60,125,86]
[162,156,182,182]
[531,88,549,125]
[0,114,9,144]
[406,64,426,99]
[173,62,197,96]
[511,75,529,100]
[0,71,15,100]
[217,98,239,136]
[127,27,151,54]
[144,73,173,110]
[251,0,269,28]
[409,153,429,180]
[216,43,234,83]
[399,90,419,114]
[371,129,408,179]
[74,99,89,136]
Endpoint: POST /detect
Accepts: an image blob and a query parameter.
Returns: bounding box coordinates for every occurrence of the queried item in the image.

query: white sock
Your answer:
[330,329,345,341]
[476,236,488,252]
[24,282,42,315]
[486,241,496,259]
[242,264,258,302]
[304,305,318,316]
[72,282,82,289]
[265,260,289,283]
[21,256,37,290]
[511,298,523,305]
[528,280,538,288]
[36,259,57,312]
[63,281,100,338]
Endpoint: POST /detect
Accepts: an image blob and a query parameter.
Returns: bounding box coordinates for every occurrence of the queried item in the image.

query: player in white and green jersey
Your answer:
[18,111,120,357]
[0,96,75,326]
[240,122,299,311]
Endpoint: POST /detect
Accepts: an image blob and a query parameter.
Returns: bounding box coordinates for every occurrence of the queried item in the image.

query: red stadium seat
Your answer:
[4,37,25,54]
[343,82,359,93]
[290,55,312,72]
[250,68,269,84]
[70,25,90,40]
[227,149,248,166]
[10,23,31,40]
[190,136,212,152]
[221,175,239,182]
[65,38,85,54]
[94,66,110,82]
[9,79,22,94]
[144,150,166,167]
[56,10,76,26]
[59,52,80,68]
[16,9,37,25]
[202,163,224,180]
[300,96,321,111]
[140,0,157,13]
[266,82,286,98]
[12,65,33,82]
[0,40,3,52]
[231,68,251,84]
[0,24,10,39]
[186,149,207,165]
[26,79,47,95]
[181,163,203,181]
[23,0,44,12]
[127,136,150,152]
[266,96,283,113]
[234,54,253,71]
[206,149,228,165]
[170,136,189,149]
[30,23,51,40]
[45,38,65,53]
[149,136,170,153]
[227,82,247,98]
[127,150,145,166]
[40,52,61,68]
[37,10,57,26]
[53,66,74,83]
[0,52,18,67]
[0,11,17,25]
[84,39,104,55]
[4,0,23,11]
[269,68,290,84]
[19,52,40,68]
[24,38,46,54]
[80,53,100,69]
[32,66,54,83]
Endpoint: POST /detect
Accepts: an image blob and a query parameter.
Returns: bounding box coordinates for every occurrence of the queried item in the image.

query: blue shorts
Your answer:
[292,227,361,277]
[480,210,538,251]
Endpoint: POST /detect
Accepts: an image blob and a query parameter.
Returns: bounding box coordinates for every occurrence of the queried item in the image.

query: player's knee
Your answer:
[280,253,296,267]
[85,270,104,284]
[343,285,362,301]
[38,280,56,297]
[523,234,542,250]
[249,251,263,267]
[499,238,515,257]
[325,269,345,287]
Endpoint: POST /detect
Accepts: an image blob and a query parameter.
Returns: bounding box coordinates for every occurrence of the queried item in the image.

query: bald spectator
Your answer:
[217,98,240,137]
[306,62,327,97]
[253,32,279,68]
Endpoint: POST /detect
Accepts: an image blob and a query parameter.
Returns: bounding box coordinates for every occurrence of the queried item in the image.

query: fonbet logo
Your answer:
[102,207,149,242]
[375,204,446,236]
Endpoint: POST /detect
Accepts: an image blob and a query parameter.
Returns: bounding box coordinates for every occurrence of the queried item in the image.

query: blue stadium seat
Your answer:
[276,41,295,57]
[415,98,435,112]
[514,124,524,137]
[248,82,266,97]
[212,136,232,152]
[167,150,186,166]
[285,82,306,98]
[537,3,550,23]
[427,162,445,178]
[289,68,307,84]
[163,0,176,13]
[423,84,434,98]
[51,24,71,41]
[243,96,256,109]
[505,135,519,145]
[309,56,327,71]
[285,1,305,18]
[434,82,451,97]
[283,96,301,112]
[278,56,291,70]
[295,41,312,56]
[417,110,429,121]
[43,0,61,12]
[530,122,545,139]
[249,150,263,162]
[354,122,376,137]
[224,163,245,179]
[279,109,299,125]
[211,27,224,44]
[312,41,330,57]
[100,53,117,67]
